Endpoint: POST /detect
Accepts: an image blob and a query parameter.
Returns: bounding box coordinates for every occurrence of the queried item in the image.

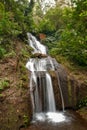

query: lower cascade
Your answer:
[26,33,65,123]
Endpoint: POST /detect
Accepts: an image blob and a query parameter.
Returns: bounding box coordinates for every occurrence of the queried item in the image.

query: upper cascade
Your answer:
[27,33,47,54]
[26,33,56,71]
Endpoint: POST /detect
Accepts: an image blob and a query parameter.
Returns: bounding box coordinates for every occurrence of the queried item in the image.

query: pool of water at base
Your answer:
[20,110,87,130]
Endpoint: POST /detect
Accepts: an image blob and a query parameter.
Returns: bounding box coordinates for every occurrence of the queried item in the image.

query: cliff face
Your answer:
[49,64,87,110]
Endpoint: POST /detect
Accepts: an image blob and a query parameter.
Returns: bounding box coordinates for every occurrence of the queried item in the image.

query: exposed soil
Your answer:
[0,40,32,130]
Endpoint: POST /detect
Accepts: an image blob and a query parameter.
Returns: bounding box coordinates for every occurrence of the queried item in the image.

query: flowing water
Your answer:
[25,33,87,130]
[26,33,65,122]
[27,33,46,54]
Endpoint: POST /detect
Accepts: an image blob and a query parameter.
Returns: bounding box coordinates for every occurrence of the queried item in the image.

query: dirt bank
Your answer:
[0,40,32,130]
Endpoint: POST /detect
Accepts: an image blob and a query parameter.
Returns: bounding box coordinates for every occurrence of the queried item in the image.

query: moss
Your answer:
[0,46,6,59]
[20,75,28,82]
[20,45,33,61]
[4,50,16,58]
[18,80,23,88]
[84,80,87,85]
[21,49,29,59]
[23,115,29,127]
[0,78,10,92]
[77,107,87,120]
[0,94,3,97]
[77,96,87,109]
[21,63,26,72]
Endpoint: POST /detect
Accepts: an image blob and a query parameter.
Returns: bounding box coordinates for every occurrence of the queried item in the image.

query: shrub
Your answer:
[77,96,87,109]
[0,47,6,59]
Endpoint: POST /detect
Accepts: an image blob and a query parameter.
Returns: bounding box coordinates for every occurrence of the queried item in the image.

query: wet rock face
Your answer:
[27,63,87,113]
[68,76,87,109]
[50,64,87,110]
[49,71,62,110]
[28,62,87,111]
[56,65,70,109]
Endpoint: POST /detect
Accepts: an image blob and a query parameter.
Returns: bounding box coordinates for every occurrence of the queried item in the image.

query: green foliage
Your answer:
[0,78,10,91]
[57,0,87,66]
[0,46,6,59]
[0,0,87,67]
[20,45,33,59]
[77,96,87,109]
[54,28,87,66]
[0,0,36,59]
[0,94,3,97]
[0,3,21,39]
[19,62,26,73]
[0,0,36,43]
[38,18,55,34]
[0,41,16,59]
[23,115,29,127]
[42,35,57,50]
[4,50,16,58]
[38,6,65,34]
[41,1,87,67]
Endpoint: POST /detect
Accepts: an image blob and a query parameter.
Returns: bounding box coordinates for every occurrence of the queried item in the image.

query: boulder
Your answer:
[31,53,47,58]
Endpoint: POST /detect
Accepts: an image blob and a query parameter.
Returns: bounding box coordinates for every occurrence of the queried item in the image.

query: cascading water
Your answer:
[46,73,56,112]
[27,33,46,54]
[26,33,65,122]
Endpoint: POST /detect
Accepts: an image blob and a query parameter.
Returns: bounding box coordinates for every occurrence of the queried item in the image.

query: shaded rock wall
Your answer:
[67,76,87,109]
[49,71,62,110]
[50,64,87,110]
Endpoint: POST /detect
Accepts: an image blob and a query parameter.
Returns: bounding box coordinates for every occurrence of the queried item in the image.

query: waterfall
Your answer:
[46,73,56,112]
[26,33,65,122]
[27,33,47,54]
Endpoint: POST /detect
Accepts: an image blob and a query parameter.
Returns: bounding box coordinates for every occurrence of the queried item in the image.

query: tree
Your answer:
[39,0,87,66]
[0,0,36,43]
